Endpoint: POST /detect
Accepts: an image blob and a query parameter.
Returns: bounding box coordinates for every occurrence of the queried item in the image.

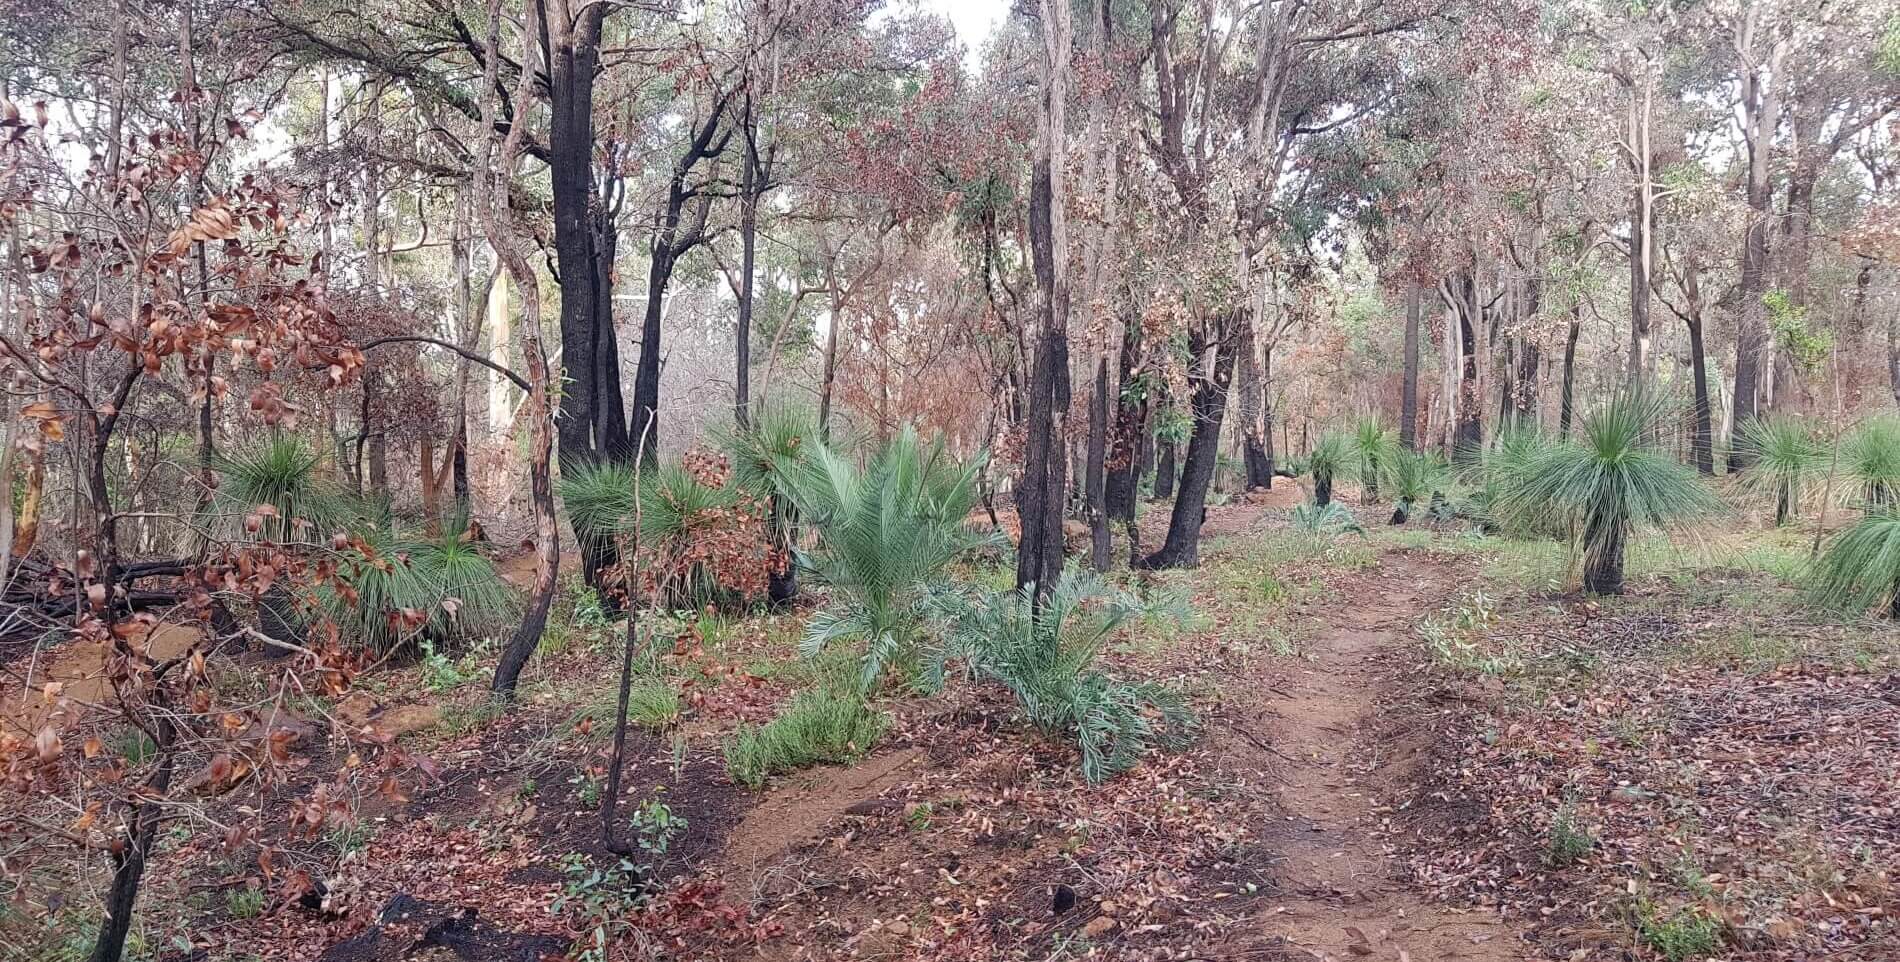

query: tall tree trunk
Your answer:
[1560,302,1580,438]
[1400,284,1420,450]
[735,94,761,430]
[819,267,843,441]
[1237,323,1269,488]
[1449,273,1483,457]
[1261,341,1276,484]
[1085,358,1111,570]
[1016,0,1072,598]
[1104,302,1144,522]
[483,0,560,695]
[1727,27,1786,471]
[1138,321,1237,570]
[1681,262,1714,474]
[1154,437,1176,499]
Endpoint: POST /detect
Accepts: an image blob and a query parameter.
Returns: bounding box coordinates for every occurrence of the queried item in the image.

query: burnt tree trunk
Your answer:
[1104,305,1145,523]
[1084,357,1111,571]
[1237,324,1270,489]
[1260,341,1276,487]
[1138,320,1238,570]
[1560,303,1581,438]
[1400,284,1420,450]
[1154,438,1176,499]
[87,719,175,962]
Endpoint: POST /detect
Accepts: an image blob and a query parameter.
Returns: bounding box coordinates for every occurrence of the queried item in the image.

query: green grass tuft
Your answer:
[723,690,887,789]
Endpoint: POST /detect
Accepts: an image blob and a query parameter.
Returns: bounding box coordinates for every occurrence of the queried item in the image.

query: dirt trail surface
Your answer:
[1229,551,1535,961]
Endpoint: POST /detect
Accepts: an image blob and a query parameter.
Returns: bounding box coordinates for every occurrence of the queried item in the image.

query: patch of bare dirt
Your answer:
[1218,551,1538,961]
[715,746,926,899]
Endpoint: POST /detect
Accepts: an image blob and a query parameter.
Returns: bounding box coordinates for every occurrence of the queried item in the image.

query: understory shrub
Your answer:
[1807,509,1900,618]
[1289,500,1364,537]
[724,689,887,789]
[922,571,1196,783]
[784,425,998,690]
[1635,903,1723,962]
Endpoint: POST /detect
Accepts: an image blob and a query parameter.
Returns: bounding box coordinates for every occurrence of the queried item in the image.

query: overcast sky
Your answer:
[919,0,1011,65]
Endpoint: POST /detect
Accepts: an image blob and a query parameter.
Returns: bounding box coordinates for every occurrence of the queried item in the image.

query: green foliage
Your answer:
[724,689,888,789]
[206,435,355,541]
[1735,416,1825,525]
[1306,433,1351,506]
[1491,393,1722,593]
[1545,803,1594,867]
[1842,416,1900,508]
[1289,500,1365,537]
[1419,589,1518,675]
[224,886,266,920]
[628,797,686,857]
[1154,405,1192,445]
[1765,290,1832,373]
[921,572,1196,783]
[1350,418,1399,502]
[418,639,467,693]
[554,852,647,962]
[1636,903,1722,962]
[624,679,682,730]
[327,511,516,653]
[1807,510,1900,618]
[782,426,997,691]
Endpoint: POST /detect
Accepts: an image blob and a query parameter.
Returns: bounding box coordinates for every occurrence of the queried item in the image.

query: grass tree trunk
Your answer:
[1315,472,1333,507]
[1582,516,1626,595]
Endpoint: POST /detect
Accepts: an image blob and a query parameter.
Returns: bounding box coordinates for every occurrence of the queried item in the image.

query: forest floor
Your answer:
[5,489,1898,962]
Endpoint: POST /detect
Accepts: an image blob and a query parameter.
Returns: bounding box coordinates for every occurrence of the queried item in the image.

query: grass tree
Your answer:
[1306,433,1351,507]
[1842,416,1900,509]
[1735,416,1825,525]
[1351,417,1398,504]
[1388,450,1450,525]
[561,456,777,607]
[327,511,516,653]
[1808,510,1900,618]
[1466,421,1552,535]
[206,436,359,646]
[204,435,355,543]
[782,425,997,691]
[1495,393,1722,595]
[724,406,819,602]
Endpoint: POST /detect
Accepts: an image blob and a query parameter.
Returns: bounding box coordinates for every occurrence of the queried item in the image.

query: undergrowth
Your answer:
[723,689,887,789]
